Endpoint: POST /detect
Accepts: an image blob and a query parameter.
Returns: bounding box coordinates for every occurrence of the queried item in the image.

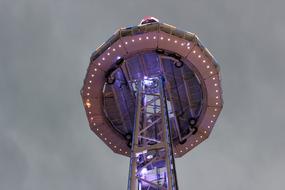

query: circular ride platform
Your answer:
[81,20,223,158]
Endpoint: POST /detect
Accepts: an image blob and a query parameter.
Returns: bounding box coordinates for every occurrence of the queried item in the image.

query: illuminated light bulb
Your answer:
[146,155,153,160]
[125,41,128,45]
[213,115,216,117]
[109,142,112,145]
[216,102,219,105]
[96,128,99,131]
[139,37,142,41]
[146,36,149,39]
[87,93,90,96]
[114,145,117,148]
[206,65,210,69]
[125,151,128,154]
[119,149,122,152]
[88,111,91,115]
[102,57,105,61]
[210,71,213,74]
[180,150,183,153]
[191,144,194,147]
[208,126,211,129]
[94,68,97,71]
[107,52,110,56]
[203,60,206,63]
[153,36,156,39]
[187,42,190,46]
[174,152,177,155]
[87,86,91,89]
[91,74,94,77]
[187,46,190,49]
[132,39,135,42]
[214,83,218,86]
[198,55,201,58]
[118,44,122,48]
[86,100,91,108]
[213,77,216,80]
[216,90,219,93]
[89,80,92,83]
[93,123,96,126]
[90,117,93,120]
[204,131,207,134]
[141,168,147,175]
[168,38,171,41]
[174,40,177,43]
[98,63,101,66]
[185,147,189,150]
[216,96,219,99]
[100,133,103,136]
[160,36,164,40]
[193,50,196,54]
[195,140,198,143]
[200,135,203,139]
[181,43,184,46]
[112,48,116,51]
[214,108,218,111]
[104,137,107,140]
[210,120,214,123]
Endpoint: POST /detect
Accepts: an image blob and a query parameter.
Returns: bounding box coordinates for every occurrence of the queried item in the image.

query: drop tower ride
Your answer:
[81,17,223,190]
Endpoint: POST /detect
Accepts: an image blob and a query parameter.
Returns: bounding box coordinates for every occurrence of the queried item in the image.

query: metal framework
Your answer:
[128,77,178,190]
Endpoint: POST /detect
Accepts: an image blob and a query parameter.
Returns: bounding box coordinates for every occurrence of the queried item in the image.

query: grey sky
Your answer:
[0,0,284,189]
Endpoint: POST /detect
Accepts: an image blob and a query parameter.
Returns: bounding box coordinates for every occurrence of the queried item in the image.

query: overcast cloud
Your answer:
[0,0,285,190]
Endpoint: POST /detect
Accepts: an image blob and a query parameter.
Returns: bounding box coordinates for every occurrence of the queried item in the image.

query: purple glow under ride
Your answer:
[81,17,223,190]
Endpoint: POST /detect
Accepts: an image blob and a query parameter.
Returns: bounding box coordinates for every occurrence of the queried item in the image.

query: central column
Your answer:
[127,77,178,190]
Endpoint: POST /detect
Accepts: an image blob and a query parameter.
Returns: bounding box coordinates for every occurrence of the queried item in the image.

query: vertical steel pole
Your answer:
[128,81,143,190]
[160,77,179,190]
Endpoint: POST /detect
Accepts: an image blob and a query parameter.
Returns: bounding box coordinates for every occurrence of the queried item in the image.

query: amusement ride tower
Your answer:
[81,17,223,190]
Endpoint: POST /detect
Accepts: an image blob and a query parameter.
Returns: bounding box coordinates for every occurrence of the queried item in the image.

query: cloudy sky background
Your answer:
[1,0,284,189]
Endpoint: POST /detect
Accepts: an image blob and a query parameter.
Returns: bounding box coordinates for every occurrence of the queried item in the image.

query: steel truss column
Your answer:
[128,77,178,190]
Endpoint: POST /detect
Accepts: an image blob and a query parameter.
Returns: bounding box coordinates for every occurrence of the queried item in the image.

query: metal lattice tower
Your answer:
[128,77,178,190]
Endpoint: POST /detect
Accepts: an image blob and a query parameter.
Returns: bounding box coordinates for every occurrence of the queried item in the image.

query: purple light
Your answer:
[144,79,153,86]
[143,76,154,86]
[116,56,121,60]
[141,168,147,175]
[146,155,153,160]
